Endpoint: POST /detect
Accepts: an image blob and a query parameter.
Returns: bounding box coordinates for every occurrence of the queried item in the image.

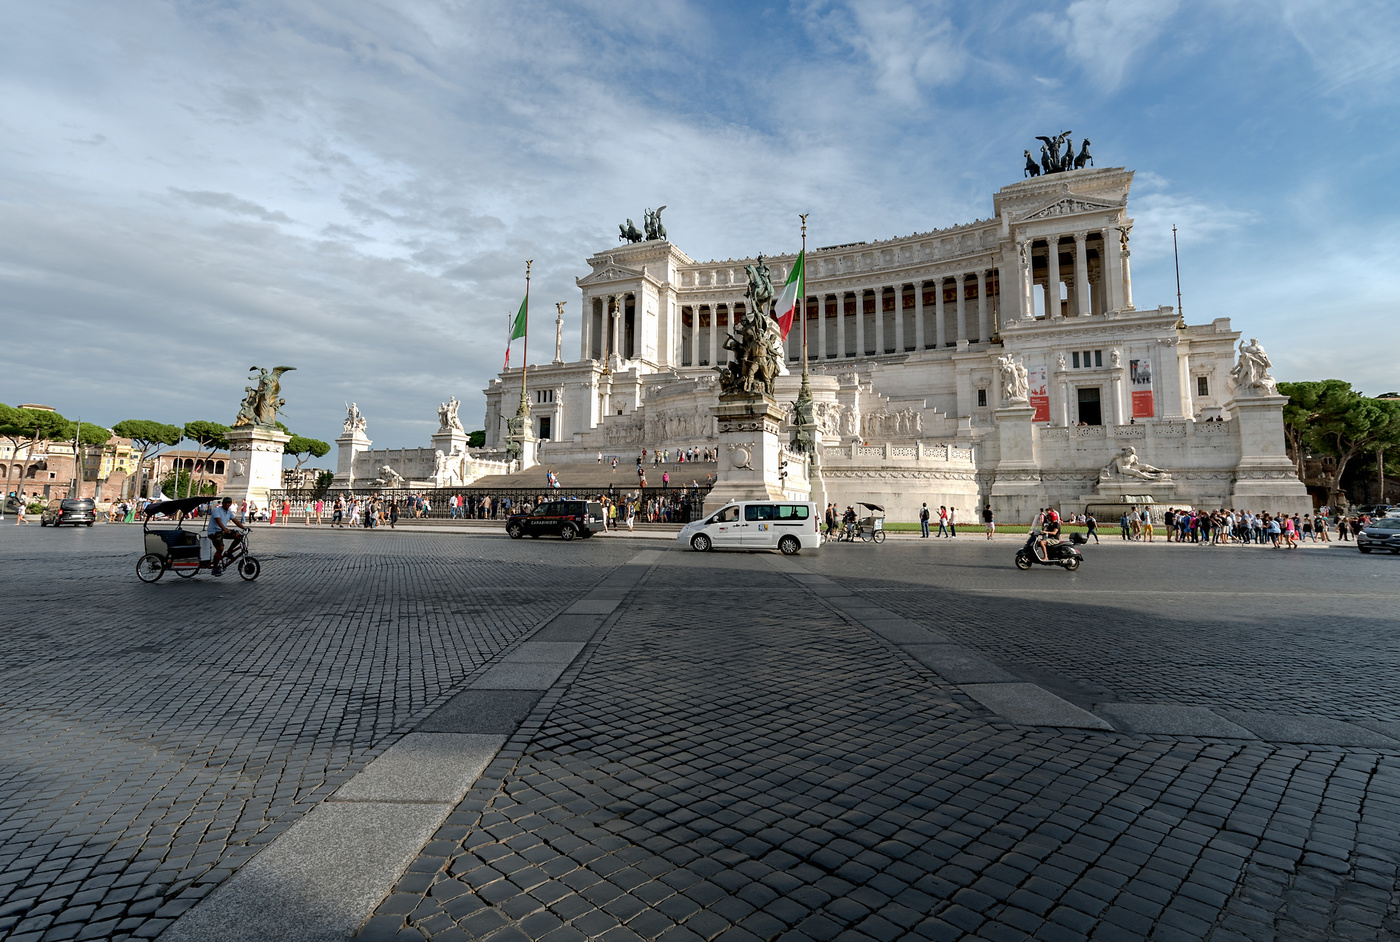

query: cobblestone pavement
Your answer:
[366,543,1400,942]
[6,528,1400,941]
[0,525,640,942]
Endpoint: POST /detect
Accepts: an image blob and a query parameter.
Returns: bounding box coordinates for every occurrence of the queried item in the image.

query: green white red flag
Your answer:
[504,292,527,369]
[772,251,803,339]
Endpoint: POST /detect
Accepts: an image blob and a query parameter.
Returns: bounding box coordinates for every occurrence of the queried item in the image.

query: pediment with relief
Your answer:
[578,263,645,286]
[1019,194,1120,221]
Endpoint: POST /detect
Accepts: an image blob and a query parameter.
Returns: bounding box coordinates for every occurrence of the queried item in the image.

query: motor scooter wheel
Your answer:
[1062,556,1081,572]
[1014,551,1032,571]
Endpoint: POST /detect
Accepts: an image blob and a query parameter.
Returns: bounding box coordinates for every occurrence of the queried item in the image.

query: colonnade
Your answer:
[677,271,999,367]
[581,294,635,362]
[1016,228,1131,321]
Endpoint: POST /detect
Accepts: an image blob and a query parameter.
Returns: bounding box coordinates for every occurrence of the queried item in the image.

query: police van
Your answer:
[677,500,821,554]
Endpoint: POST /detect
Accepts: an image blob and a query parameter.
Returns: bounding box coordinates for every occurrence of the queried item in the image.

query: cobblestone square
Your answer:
[2,526,1398,941]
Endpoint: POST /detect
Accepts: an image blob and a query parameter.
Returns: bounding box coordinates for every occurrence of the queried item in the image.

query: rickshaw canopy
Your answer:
[858,502,885,513]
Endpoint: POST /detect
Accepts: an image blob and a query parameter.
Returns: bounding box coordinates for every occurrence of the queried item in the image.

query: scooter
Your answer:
[1014,530,1084,571]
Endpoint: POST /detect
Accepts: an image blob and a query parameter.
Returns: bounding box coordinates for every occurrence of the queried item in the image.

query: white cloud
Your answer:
[1279,0,1400,97]
[1049,0,1181,90]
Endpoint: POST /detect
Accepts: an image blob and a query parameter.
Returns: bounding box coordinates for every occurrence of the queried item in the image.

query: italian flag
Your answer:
[772,251,803,339]
[504,292,527,368]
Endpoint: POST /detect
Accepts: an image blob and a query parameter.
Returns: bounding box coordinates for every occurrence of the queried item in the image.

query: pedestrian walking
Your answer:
[982,504,995,539]
[1085,512,1100,544]
[15,494,28,525]
[948,505,957,537]
[919,503,930,538]
[936,505,948,538]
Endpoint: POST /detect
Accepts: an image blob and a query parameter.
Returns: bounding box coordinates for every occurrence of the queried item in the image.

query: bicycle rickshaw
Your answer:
[136,496,261,582]
[856,502,886,543]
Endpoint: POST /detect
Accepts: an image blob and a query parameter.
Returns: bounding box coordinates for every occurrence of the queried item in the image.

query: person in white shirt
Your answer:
[206,497,247,576]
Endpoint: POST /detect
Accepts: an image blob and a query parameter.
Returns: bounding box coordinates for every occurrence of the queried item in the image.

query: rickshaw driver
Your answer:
[207,497,247,576]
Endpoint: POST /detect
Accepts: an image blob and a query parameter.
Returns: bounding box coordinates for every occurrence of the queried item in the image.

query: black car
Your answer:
[506,500,604,541]
[1357,516,1400,555]
[41,498,96,527]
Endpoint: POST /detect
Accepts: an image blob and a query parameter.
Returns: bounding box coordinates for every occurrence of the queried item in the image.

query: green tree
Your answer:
[314,469,335,495]
[285,434,330,472]
[159,469,217,499]
[112,419,183,499]
[1278,380,1400,506]
[468,429,485,448]
[0,404,74,493]
[183,420,231,498]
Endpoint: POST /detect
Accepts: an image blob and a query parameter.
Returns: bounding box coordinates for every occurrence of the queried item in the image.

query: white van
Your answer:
[678,500,821,554]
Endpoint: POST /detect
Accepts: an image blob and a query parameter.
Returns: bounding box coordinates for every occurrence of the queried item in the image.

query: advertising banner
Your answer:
[1028,364,1050,423]
[1130,358,1154,419]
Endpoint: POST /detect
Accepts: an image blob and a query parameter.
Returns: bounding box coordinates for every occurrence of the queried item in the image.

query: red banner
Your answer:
[1028,364,1050,422]
[1129,358,1154,419]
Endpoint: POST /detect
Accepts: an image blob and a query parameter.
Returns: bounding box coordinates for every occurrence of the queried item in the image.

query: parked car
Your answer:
[678,500,821,555]
[505,500,604,541]
[1357,517,1400,554]
[41,498,97,527]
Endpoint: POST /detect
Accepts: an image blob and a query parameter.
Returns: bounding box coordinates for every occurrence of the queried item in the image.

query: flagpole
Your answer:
[521,259,532,403]
[795,213,815,458]
[800,215,808,378]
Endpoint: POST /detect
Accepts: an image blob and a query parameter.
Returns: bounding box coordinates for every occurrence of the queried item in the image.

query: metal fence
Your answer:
[265,482,715,524]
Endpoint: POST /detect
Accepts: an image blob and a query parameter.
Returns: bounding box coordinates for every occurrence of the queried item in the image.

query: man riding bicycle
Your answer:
[207,497,247,576]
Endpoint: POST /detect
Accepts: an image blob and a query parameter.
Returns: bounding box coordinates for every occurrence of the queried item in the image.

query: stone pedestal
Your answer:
[1228,393,1310,513]
[223,426,291,509]
[332,429,371,487]
[705,394,806,513]
[988,402,1044,523]
[431,427,469,457]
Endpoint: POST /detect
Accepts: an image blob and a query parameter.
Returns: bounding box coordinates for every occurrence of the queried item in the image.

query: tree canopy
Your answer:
[183,420,230,452]
[112,419,184,498]
[285,434,330,470]
[1278,380,1400,505]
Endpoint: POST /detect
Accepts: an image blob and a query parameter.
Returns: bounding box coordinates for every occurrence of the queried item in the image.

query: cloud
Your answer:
[170,189,295,224]
[1279,0,1400,97]
[1049,0,1181,90]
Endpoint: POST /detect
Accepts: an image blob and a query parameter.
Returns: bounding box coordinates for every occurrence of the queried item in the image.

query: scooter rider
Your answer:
[1037,507,1062,562]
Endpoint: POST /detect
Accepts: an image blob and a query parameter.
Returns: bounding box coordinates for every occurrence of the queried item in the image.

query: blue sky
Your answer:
[1,0,1397,452]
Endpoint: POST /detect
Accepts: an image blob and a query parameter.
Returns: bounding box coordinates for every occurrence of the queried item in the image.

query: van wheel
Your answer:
[691,533,711,552]
[778,535,800,556]
[506,523,523,539]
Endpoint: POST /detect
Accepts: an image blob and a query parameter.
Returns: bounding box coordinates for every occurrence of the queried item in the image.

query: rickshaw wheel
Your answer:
[238,557,261,581]
[873,530,886,544]
[860,529,873,543]
[137,554,166,583]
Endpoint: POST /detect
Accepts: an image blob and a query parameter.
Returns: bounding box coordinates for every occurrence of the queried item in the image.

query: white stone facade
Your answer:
[481,165,1308,521]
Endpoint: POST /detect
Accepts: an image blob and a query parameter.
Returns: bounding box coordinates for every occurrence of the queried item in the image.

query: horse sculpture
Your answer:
[618,219,643,243]
[1023,150,1040,178]
[1073,139,1093,169]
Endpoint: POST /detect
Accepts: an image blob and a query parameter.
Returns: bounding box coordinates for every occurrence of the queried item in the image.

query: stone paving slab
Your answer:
[903,643,1020,684]
[417,691,543,735]
[566,599,621,614]
[162,801,453,942]
[472,662,571,690]
[500,642,588,664]
[961,682,1114,729]
[1217,710,1400,747]
[1094,702,1259,738]
[333,734,506,803]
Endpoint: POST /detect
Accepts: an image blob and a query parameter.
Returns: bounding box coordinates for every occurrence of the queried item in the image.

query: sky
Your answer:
[2,0,1398,455]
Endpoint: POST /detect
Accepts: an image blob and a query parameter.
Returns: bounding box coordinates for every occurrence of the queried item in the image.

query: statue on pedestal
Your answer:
[438,396,463,432]
[997,353,1029,403]
[1229,338,1278,395]
[1102,446,1172,483]
[232,366,295,429]
[343,402,366,435]
[717,255,783,397]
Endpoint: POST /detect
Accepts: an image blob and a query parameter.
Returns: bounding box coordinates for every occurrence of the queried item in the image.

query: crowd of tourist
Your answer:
[1092,505,1387,548]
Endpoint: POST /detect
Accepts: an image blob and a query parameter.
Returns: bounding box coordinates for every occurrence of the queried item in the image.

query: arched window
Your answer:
[215,460,225,474]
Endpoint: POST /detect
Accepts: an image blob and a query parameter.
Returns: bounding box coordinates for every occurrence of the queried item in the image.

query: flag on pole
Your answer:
[505,293,528,368]
[772,251,803,339]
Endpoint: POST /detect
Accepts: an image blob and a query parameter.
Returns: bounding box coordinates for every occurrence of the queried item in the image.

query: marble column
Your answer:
[1017,242,1034,322]
[1105,227,1123,312]
[1042,241,1059,318]
[708,305,718,366]
[874,288,885,355]
[1073,230,1091,316]
[892,287,902,353]
[580,296,592,360]
[689,307,699,366]
[1120,230,1134,309]
[976,270,989,343]
[854,291,866,358]
[934,278,946,348]
[1058,376,1070,427]
[955,273,967,343]
[1111,370,1124,425]
[915,282,926,350]
[816,296,828,360]
[837,294,847,357]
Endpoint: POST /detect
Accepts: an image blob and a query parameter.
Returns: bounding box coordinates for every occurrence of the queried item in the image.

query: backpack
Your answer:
[920,507,929,521]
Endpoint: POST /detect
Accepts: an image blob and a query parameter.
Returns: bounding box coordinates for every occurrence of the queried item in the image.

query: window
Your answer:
[1072,352,1081,368]
[1095,350,1103,367]
[977,389,987,408]
[1197,376,1209,398]
[745,504,775,521]
[777,505,810,519]
[535,389,555,404]
[1083,350,1092,366]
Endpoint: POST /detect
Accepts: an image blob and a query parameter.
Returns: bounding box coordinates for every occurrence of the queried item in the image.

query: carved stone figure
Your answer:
[1102,446,1171,482]
[1057,352,1068,372]
[343,402,366,435]
[438,396,463,432]
[375,465,404,487]
[1229,338,1278,395]
[997,354,1029,402]
[1111,349,1122,368]
[232,366,295,429]
[618,219,643,243]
